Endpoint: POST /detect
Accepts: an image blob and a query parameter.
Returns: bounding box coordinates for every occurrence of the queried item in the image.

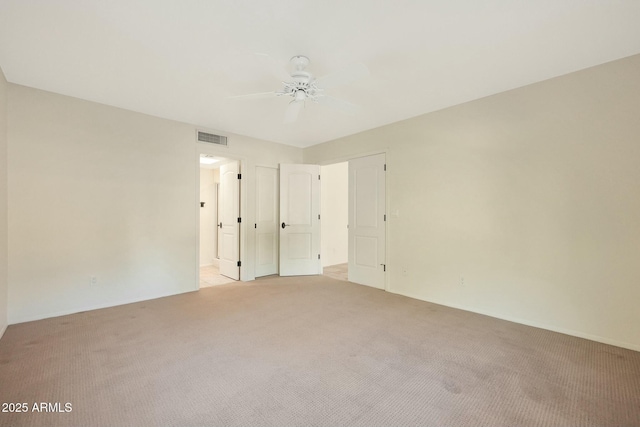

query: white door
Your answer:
[255,166,278,277]
[348,153,386,289]
[219,161,240,280]
[279,164,321,276]
[215,183,221,263]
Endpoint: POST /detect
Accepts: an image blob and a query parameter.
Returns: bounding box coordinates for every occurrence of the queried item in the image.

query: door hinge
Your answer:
[237,261,241,267]
[318,214,321,220]
[237,173,242,179]
[254,223,257,229]
[384,164,386,171]
[318,254,321,259]
[318,174,321,180]
[384,214,386,221]
[382,264,386,272]
[237,217,241,223]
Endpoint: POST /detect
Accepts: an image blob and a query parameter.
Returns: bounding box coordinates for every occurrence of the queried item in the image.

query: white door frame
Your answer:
[195,149,248,289]
[317,149,389,291]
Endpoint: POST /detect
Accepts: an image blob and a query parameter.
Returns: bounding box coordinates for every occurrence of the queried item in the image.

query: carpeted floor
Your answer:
[1,275,639,427]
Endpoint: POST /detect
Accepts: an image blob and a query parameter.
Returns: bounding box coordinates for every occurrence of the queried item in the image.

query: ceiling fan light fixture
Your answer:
[294,90,307,102]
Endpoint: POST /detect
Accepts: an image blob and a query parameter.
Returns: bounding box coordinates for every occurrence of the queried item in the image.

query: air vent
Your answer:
[197,131,228,146]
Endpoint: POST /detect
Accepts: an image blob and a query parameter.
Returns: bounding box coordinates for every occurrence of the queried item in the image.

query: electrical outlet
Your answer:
[90,276,97,286]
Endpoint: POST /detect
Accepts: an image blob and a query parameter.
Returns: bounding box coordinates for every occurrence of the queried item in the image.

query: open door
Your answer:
[279,164,321,276]
[348,153,386,289]
[219,161,240,280]
[255,166,279,277]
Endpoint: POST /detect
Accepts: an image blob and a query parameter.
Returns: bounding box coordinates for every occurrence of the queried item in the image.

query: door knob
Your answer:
[218,222,222,229]
[281,222,291,229]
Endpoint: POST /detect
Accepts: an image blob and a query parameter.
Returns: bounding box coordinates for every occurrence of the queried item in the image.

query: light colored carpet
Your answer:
[1,275,639,426]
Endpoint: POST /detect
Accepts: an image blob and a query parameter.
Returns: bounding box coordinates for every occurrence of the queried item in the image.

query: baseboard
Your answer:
[0,323,7,340]
[8,289,196,325]
[390,289,640,353]
[200,259,220,268]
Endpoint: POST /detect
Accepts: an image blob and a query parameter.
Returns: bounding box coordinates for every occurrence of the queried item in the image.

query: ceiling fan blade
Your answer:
[284,100,304,124]
[316,95,360,115]
[254,53,291,82]
[228,91,278,100]
[314,62,369,89]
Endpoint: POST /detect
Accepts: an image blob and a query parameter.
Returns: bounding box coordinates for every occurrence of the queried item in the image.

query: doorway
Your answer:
[320,162,349,281]
[348,153,386,289]
[320,153,386,289]
[199,154,240,287]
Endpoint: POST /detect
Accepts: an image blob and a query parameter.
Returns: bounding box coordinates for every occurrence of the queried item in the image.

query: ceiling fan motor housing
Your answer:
[284,56,321,101]
[291,55,310,71]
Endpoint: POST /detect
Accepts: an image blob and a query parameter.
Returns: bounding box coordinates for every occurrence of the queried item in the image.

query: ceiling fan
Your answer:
[230,55,369,124]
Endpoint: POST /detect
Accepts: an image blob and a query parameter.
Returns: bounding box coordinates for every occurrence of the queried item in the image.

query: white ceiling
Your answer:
[1,1,640,148]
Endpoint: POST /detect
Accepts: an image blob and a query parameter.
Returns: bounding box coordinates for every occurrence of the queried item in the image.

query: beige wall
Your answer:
[0,67,7,338]
[305,54,640,351]
[4,55,640,351]
[7,84,302,324]
[320,162,348,267]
